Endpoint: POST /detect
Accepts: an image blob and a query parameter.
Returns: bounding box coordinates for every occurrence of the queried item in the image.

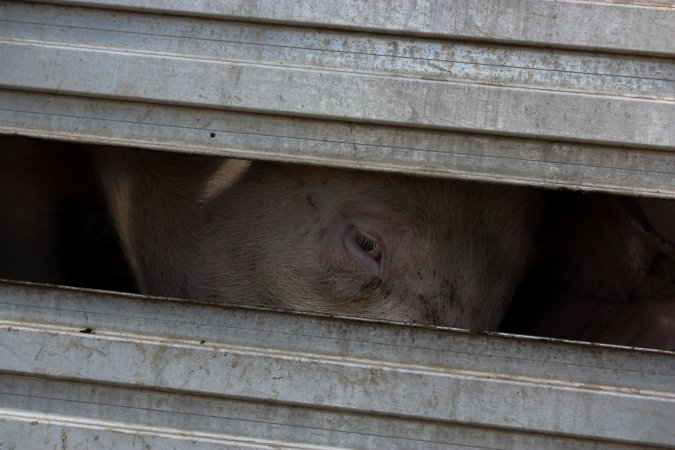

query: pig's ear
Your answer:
[638,198,675,245]
[344,228,382,277]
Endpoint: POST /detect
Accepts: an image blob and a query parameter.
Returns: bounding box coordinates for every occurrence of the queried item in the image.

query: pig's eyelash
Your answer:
[355,233,379,253]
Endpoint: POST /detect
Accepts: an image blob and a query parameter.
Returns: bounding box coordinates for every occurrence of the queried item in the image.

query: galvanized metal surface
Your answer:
[1,281,674,449]
[31,0,675,56]
[1,1,672,148]
[1,3,674,448]
[1,1,674,197]
[3,90,675,198]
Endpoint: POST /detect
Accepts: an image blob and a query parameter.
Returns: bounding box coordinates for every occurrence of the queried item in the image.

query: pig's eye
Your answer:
[354,232,381,259]
[344,228,383,276]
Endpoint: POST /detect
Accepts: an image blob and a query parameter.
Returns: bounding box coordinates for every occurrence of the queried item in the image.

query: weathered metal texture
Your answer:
[1,281,674,449]
[3,90,675,198]
[1,3,674,448]
[29,0,675,56]
[1,1,674,197]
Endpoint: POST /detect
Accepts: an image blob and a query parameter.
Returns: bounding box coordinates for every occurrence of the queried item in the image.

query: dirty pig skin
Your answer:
[93,146,544,331]
[3,137,673,350]
[1,137,544,331]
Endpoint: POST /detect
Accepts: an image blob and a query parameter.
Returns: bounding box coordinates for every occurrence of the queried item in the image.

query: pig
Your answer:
[0,136,546,330]
[4,137,672,349]
[503,194,675,351]
[92,145,545,330]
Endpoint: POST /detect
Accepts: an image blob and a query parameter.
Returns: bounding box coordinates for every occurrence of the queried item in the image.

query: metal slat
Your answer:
[0,281,674,449]
[0,1,673,197]
[0,2,672,149]
[2,41,671,149]
[5,3,671,99]
[0,375,657,450]
[30,0,675,56]
[1,3,674,448]
[2,90,675,197]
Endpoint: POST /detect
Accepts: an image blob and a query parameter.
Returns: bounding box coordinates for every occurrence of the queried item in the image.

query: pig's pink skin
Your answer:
[96,148,545,330]
[509,195,675,351]
[3,137,673,349]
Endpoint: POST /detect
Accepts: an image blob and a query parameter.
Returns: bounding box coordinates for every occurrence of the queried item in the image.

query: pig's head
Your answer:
[98,149,544,330]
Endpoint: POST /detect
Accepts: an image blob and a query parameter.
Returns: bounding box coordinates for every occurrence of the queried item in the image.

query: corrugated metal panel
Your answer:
[1,281,674,449]
[0,1,673,197]
[28,0,675,55]
[1,2,675,447]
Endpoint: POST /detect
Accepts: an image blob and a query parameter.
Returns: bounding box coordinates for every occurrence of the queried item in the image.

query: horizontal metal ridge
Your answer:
[1,2,673,150]
[0,374,660,449]
[1,281,674,448]
[2,90,674,198]
[1,1,673,196]
[28,0,675,56]
[3,3,673,99]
